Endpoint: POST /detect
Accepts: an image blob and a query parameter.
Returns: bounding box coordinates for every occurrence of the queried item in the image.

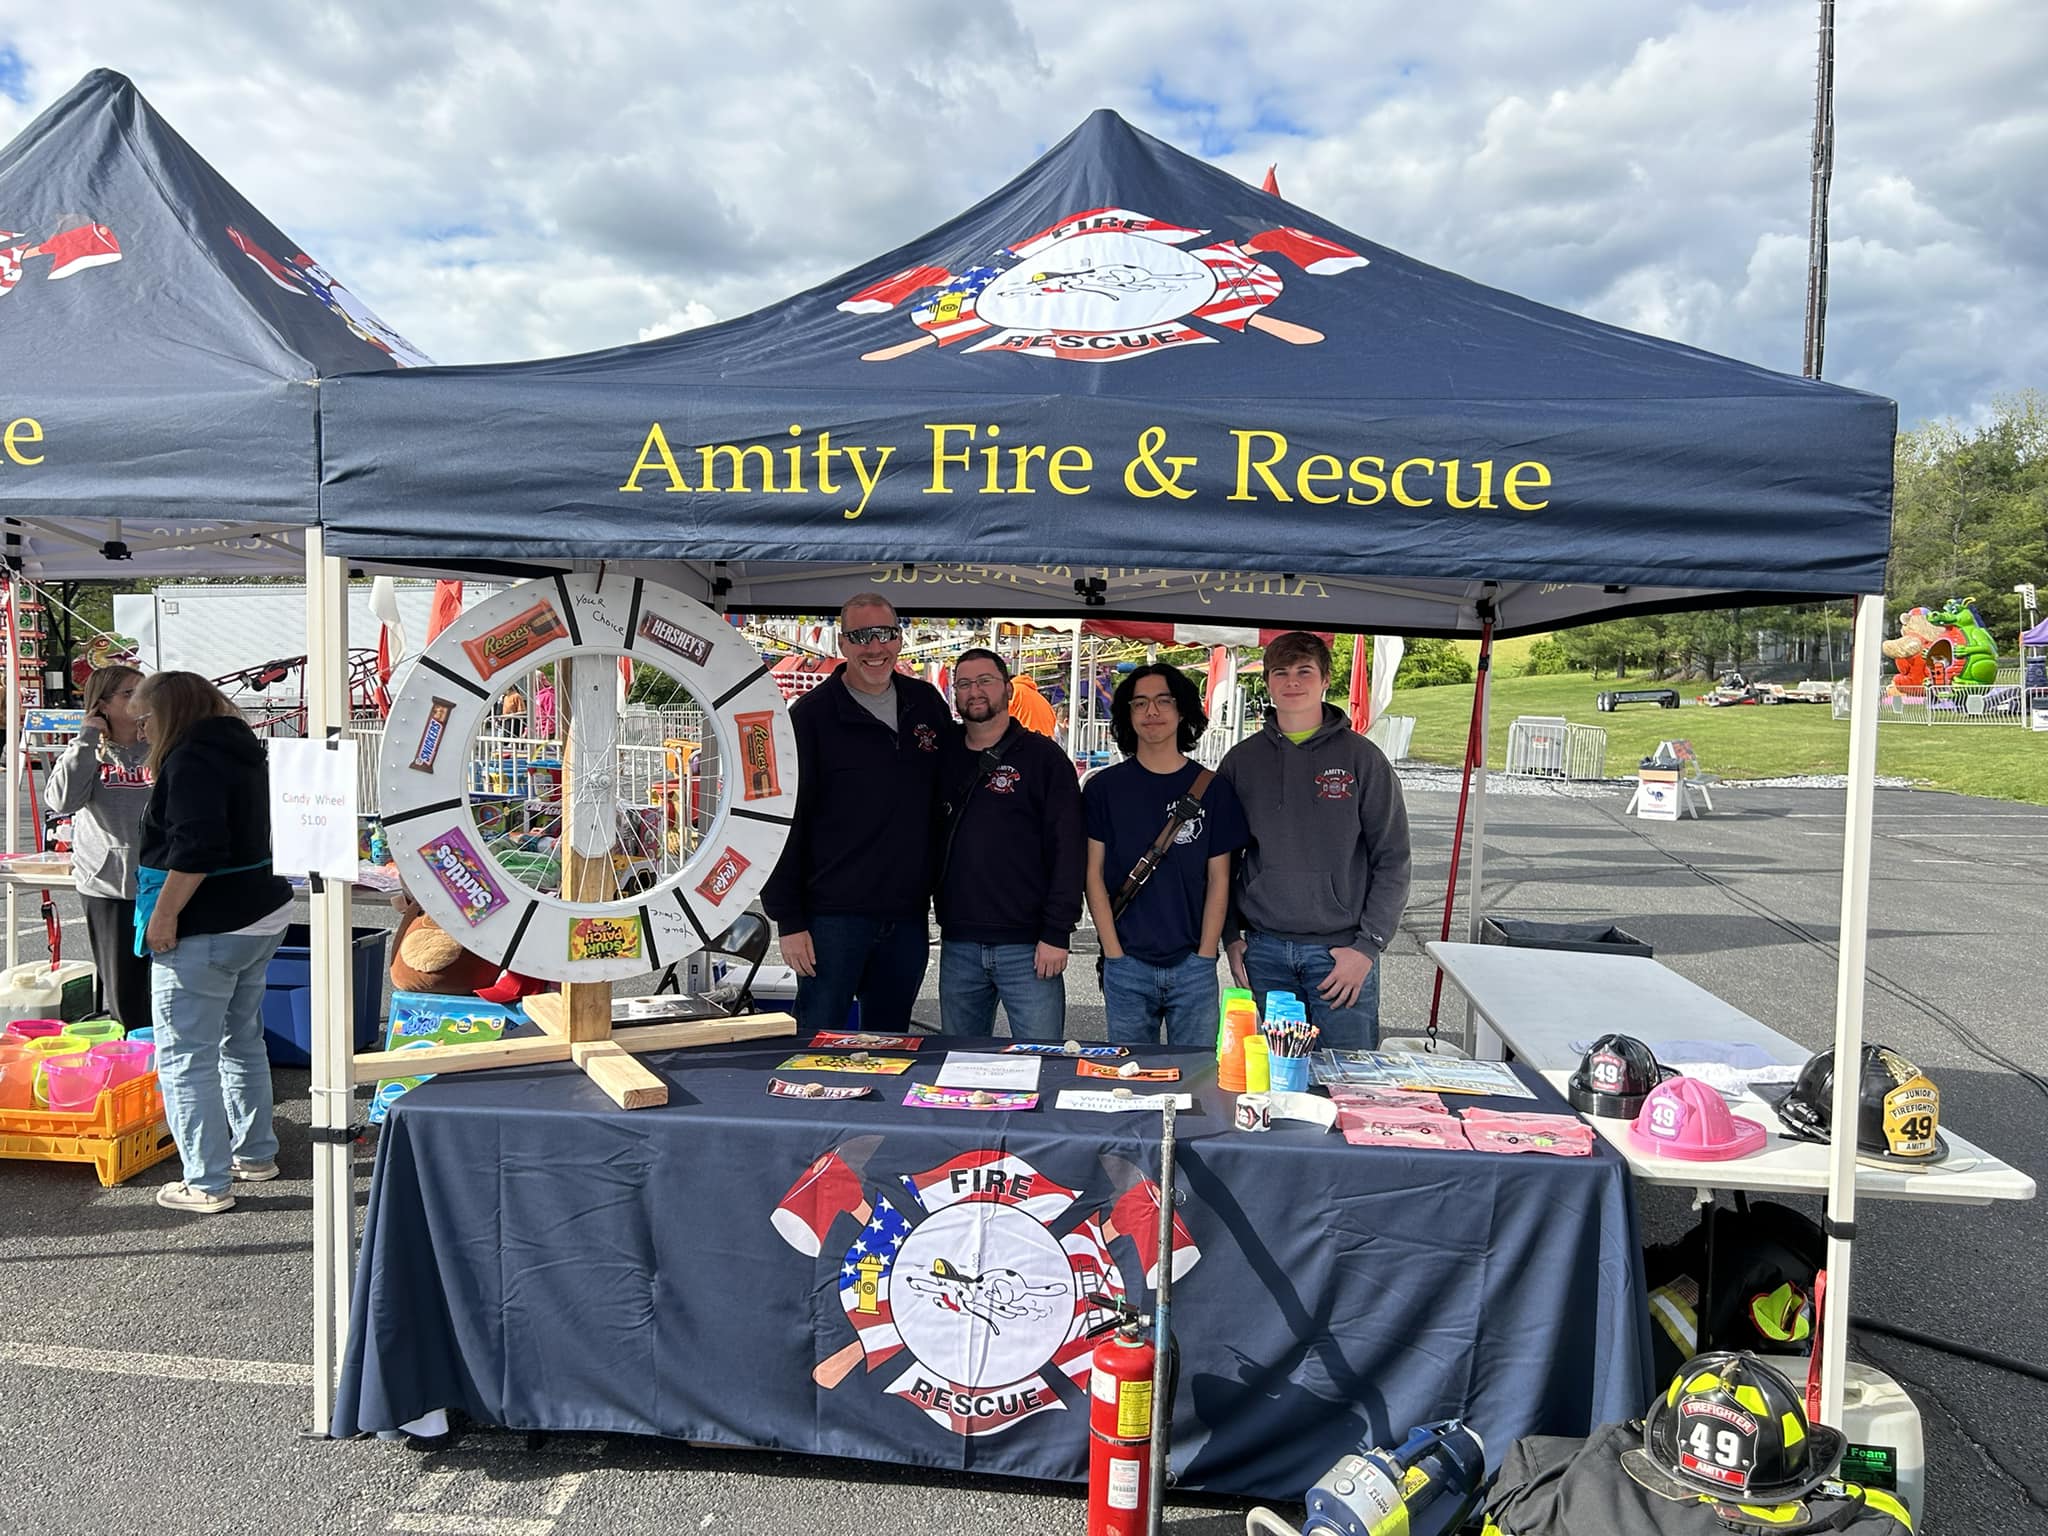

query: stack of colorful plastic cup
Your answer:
[1218,996,1261,1093]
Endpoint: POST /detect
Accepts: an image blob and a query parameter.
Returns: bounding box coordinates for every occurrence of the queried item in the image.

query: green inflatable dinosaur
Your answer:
[1929,599,2000,685]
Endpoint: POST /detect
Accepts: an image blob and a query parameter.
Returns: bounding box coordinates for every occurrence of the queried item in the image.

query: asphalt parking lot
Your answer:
[3,777,2044,1534]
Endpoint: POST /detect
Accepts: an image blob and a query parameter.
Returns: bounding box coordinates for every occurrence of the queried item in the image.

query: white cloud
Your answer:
[1,0,2041,424]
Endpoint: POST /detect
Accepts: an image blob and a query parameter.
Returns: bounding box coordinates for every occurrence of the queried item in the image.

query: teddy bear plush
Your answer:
[388,888,504,997]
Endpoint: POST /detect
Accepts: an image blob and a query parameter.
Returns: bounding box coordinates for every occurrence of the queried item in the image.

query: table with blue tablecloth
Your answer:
[331,1037,1651,1499]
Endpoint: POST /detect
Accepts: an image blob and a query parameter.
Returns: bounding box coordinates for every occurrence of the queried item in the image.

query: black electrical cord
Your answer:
[1852,1331,2048,1515]
[1853,1316,2048,1386]
[1587,796,2048,1103]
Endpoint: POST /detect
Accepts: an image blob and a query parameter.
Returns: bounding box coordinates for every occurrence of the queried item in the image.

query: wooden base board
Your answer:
[350,1010,796,1086]
[572,1040,668,1109]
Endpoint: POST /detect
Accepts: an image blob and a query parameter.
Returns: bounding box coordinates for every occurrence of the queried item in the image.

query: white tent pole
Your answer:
[1819,593,1883,1424]
[305,530,357,1432]
[5,579,18,971]
[1067,620,1084,762]
[1463,629,1496,1056]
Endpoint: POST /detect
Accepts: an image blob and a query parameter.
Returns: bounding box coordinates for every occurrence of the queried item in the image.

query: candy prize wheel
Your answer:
[378,575,797,985]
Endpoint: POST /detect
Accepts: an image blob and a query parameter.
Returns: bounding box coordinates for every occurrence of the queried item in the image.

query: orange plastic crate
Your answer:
[0,1071,175,1186]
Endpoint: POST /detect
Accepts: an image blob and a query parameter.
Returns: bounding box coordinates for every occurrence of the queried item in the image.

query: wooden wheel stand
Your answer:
[347,657,793,1110]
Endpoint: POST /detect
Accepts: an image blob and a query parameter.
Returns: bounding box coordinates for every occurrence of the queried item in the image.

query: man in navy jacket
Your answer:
[934,649,1084,1039]
[761,594,952,1032]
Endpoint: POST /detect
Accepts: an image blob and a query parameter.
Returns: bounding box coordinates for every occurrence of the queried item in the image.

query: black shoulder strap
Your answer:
[1110,767,1213,921]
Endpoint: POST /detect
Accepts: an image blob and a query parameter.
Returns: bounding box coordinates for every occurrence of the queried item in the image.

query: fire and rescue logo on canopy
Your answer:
[839,206,1366,364]
[772,1139,1200,1438]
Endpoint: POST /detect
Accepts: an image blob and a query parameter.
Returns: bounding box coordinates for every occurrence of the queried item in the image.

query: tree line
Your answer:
[1539,391,2046,682]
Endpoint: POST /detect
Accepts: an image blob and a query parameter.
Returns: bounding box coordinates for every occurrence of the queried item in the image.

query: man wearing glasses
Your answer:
[934,648,1084,1039]
[762,593,954,1032]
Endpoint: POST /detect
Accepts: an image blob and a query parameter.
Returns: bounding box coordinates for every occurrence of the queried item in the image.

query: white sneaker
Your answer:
[230,1159,280,1183]
[157,1182,235,1214]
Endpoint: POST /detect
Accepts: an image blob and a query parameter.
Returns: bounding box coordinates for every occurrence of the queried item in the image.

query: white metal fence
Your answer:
[1832,664,2042,727]
[1504,715,1608,780]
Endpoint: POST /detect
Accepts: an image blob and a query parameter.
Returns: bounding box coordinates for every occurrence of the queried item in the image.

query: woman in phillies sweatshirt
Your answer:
[45,665,154,1031]
[133,672,293,1216]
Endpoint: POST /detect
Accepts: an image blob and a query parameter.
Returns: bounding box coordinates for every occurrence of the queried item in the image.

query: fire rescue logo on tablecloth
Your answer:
[838,206,1367,365]
[772,1141,1200,1438]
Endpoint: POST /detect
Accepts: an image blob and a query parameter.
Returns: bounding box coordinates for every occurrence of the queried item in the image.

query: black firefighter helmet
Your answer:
[1758,1044,1948,1166]
[1569,1033,1674,1119]
[1627,1350,1847,1506]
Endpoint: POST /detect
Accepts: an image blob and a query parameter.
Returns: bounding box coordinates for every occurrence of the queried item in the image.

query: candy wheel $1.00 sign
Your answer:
[377,574,797,983]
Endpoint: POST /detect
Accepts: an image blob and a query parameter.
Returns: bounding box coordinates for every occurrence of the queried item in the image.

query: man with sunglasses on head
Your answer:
[934,649,1084,1040]
[762,593,954,1033]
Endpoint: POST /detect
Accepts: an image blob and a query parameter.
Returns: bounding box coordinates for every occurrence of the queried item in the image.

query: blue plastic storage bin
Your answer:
[261,924,388,1067]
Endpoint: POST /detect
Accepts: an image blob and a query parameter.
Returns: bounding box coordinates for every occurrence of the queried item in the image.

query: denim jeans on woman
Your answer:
[152,928,286,1196]
[1242,931,1381,1050]
[1102,951,1219,1047]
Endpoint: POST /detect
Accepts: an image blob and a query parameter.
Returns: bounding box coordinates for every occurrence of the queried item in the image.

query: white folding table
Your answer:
[1427,940,2036,1208]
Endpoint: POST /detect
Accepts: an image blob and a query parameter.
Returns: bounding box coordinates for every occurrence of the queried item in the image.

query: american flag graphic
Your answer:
[837,1195,912,1371]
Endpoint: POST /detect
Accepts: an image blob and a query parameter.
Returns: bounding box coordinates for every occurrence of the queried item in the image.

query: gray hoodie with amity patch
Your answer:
[1218,703,1412,958]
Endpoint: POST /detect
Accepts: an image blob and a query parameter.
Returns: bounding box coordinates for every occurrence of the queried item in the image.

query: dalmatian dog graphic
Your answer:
[840,205,1367,364]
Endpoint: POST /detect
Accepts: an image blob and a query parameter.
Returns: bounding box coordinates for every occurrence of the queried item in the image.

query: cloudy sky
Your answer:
[2,1,2039,429]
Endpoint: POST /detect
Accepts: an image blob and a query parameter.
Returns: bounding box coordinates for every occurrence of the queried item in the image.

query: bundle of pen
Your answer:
[1259,1020,1320,1058]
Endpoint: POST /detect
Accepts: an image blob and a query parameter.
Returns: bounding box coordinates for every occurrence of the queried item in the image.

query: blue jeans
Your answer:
[1103,952,1218,1047]
[794,913,931,1034]
[1242,932,1381,1049]
[937,941,1064,1040]
[151,928,286,1195]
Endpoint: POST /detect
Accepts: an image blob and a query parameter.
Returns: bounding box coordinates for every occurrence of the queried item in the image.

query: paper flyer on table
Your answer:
[1055,1090,1194,1113]
[935,1053,1043,1091]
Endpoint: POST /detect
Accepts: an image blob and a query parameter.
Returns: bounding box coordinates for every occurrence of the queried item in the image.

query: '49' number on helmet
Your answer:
[1650,1100,1681,1136]
[1899,1114,1934,1142]
[1686,1421,1751,1471]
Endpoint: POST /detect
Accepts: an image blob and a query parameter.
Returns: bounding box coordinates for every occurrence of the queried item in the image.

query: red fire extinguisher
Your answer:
[1087,1299,1155,1536]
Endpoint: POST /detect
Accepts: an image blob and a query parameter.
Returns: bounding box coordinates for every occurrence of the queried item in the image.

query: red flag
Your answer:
[1261,165,1281,196]
[425,580,464,641]
[1348,634,1371,732]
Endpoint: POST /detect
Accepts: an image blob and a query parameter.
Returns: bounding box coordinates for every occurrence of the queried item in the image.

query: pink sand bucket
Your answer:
[24,1034,89,1106]
[91,1039,155,1086]
[42,1052,113,1113]
[3,1018,67,1044]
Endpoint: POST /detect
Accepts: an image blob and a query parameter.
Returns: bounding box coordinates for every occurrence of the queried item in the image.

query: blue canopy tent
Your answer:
[309,108,1901,1462]
[318,109,1893,637]
[0,69,424,1425]
[0,69,425,577]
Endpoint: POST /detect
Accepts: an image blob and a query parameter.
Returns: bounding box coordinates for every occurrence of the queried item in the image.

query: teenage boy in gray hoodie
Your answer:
[1221,632,1410,1047]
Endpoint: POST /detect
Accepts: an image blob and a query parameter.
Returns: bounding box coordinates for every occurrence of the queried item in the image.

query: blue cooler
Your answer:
[261,924,388,1067]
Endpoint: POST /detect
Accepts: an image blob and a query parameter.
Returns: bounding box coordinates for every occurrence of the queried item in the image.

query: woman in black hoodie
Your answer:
[132,672,294,1216]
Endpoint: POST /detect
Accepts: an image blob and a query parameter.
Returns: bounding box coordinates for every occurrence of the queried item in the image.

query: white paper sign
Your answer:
[1056,1090,1195,1114]
[269,738,360,880]
[935,1052,1043,1091]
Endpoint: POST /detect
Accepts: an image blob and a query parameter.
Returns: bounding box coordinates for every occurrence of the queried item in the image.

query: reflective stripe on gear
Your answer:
[1649,1284,1699,1357]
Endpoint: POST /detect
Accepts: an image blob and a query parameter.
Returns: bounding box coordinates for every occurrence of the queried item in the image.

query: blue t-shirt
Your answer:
[1084,757,1248,967]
